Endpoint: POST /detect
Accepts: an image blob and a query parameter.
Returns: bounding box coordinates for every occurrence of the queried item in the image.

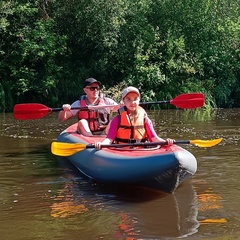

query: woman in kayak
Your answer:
[94,86,175,149]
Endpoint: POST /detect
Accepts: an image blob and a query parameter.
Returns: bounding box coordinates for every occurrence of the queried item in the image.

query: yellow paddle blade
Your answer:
[51,142,87,156]
[190,138,222,147]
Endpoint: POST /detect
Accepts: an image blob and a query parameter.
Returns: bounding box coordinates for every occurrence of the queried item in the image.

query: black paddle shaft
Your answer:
[140,101,170,106]
[85,140,191,149]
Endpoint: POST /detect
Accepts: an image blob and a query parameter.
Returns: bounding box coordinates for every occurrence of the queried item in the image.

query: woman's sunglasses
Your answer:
[86,86,100,91]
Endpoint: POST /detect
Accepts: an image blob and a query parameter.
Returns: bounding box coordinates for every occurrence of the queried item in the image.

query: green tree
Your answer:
[0,0,67,111]
[0,0,239,111]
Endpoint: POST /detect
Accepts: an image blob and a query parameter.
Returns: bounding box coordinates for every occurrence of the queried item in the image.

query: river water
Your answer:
[0,108,240,240]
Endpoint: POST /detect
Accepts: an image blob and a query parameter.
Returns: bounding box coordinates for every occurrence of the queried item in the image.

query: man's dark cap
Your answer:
[84,78,101,87]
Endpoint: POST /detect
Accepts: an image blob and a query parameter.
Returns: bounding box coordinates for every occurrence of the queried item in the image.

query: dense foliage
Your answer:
[0,0,239,111]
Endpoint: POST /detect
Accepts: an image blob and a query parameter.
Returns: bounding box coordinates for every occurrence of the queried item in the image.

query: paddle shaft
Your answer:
[91,138,222,148]
[86,140,191,149]
[50,106,102,112]
[38,101,182,110]
[49,102,176,111]
[60,101,178,109]
[140,100,171,106]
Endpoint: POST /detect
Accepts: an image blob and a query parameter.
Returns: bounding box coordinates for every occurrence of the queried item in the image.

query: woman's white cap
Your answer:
[122,86,140,100]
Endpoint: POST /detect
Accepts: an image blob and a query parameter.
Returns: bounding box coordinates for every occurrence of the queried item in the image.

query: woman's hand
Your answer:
[94,142,102,150]
[94,138,112,150]
[165,138,175,145]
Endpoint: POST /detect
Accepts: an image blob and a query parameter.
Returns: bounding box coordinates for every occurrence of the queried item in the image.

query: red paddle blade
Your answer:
[14,103,51,120]
[170,93,204,109]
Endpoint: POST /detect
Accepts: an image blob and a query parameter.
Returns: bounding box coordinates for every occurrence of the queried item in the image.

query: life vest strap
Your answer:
[118,124,144,129]
[115,137,148,144]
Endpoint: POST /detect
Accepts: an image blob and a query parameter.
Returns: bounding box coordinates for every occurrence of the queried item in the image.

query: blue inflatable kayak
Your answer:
[57,123,197,193]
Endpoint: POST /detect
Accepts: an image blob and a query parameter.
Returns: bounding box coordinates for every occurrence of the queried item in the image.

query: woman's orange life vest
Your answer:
[78,96,110,132]
[115,106,148,143]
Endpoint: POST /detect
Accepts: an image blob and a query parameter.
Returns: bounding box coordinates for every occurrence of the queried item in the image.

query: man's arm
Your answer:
[58,100,79,121]
[59,104,73,121]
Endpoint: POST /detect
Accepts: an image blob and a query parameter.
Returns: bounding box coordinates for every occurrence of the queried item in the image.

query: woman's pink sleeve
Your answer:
[145,117,158,141]
[106,116,119,140]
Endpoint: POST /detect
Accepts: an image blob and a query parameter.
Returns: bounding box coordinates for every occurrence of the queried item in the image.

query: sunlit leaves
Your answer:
[0,0,239,111]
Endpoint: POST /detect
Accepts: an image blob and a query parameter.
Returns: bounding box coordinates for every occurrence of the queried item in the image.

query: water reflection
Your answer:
[198,191,227,224]
[1,109,240,239]
[48,160,228,239]
[49,157,200,239]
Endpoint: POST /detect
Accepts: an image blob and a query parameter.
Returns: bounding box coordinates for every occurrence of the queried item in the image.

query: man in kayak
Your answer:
[59,78,118,136]
[94,86,174,149]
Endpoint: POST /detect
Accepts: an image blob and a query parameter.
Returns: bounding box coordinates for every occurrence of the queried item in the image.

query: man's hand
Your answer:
[62,104,71,111]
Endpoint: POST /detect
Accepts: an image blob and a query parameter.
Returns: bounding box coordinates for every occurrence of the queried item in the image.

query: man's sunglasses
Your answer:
[86,86,100,91]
